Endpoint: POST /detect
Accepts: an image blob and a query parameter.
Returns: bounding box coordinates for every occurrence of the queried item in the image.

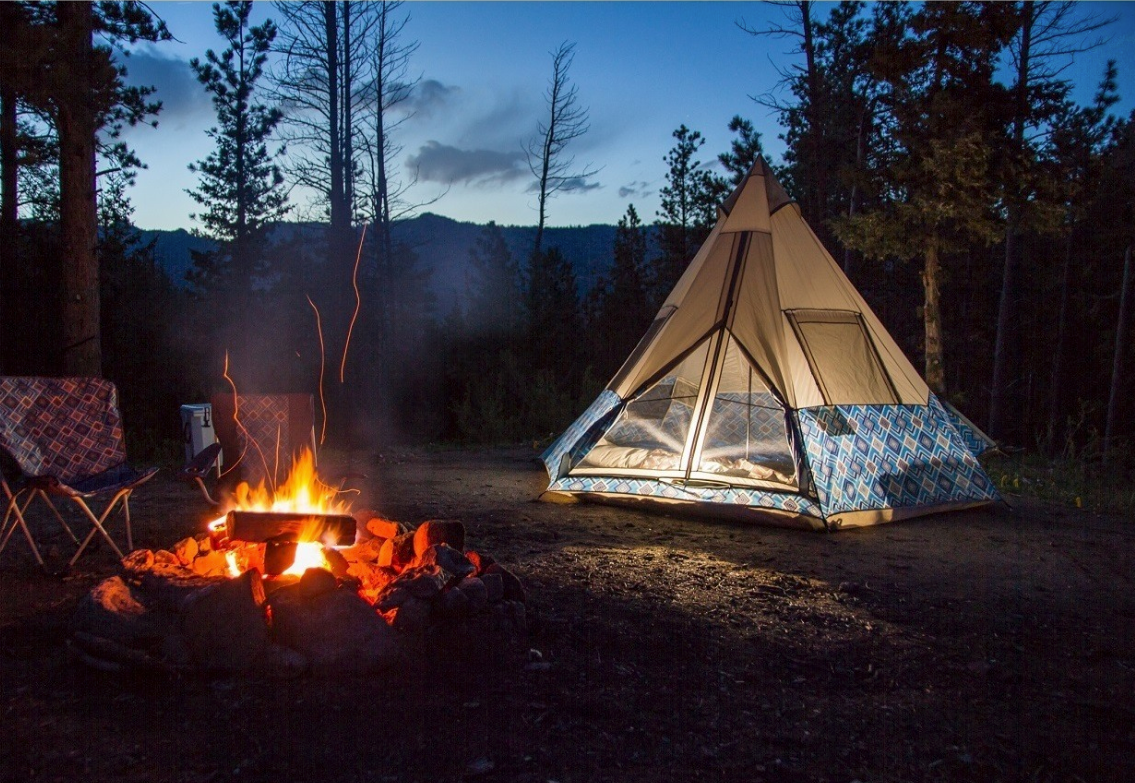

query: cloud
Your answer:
[525,175,602,195]
[559,176,602,194]
[406,141,526,186]
[119,51,210,129]
[462,88,539,150]
[400,79,460,119]
[618,180,652,199]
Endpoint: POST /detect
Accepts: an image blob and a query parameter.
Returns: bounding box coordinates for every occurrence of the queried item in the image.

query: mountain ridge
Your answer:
[140,212,642,313]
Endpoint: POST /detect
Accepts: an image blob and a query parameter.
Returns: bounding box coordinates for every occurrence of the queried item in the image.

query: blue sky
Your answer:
[121,1,1135,231]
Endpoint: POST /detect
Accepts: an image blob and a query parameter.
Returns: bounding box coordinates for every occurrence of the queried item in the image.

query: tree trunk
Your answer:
[1104,245,1132,463]
[989,2,1032,443]
[921,240,946,395]
[58,1,101,377]
[325,2,344,234]
[0,78,17,374]
[1047,231,1074,449]
[989,214,1020,439]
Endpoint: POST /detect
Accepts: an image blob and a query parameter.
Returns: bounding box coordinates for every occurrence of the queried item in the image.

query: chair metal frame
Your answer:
[0,376,156,567]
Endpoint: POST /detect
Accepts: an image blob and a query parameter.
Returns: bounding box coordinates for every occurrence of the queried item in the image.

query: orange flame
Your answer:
[210,447,351,578]
[229,448,348,517]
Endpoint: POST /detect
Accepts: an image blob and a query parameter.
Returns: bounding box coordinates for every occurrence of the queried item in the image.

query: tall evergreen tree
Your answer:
[465,222,520,340]
[833,1,1016,395]
[987,1,1112,441]
[653,125,722,304]
[1045,65,1120,445]
[718,116,765,185]
[592,204,651,377]
[525,245,581,379]
[0,1,169,376]
[187,1,289,300]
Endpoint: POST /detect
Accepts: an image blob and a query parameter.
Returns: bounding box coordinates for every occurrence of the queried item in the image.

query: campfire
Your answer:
[71,449,527,676]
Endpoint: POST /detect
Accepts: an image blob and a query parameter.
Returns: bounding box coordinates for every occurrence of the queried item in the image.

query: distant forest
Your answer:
[1,1,1132,464]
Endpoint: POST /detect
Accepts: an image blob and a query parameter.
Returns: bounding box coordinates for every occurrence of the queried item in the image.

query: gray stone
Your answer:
[271,589,401,675]
[258,642,308,679]
[412,520,465,558]
[183,569,268,672]
[457,577,488,613]
[480,571,504,603]
[418,544,475,579]
[171,537,199,566]
[73,576,166,646]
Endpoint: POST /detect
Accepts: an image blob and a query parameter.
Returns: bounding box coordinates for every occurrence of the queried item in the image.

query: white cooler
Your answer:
[180,403,222,474]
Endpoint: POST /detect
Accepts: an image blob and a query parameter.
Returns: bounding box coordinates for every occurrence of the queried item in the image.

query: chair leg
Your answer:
[35,490,80,545]
[68,488,132,567]
[1,496,45,566]
[122,494,133,553]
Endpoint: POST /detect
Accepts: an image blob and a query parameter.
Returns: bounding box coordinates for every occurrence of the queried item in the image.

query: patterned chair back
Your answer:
[210,393,316,487]
[0,377,127,485]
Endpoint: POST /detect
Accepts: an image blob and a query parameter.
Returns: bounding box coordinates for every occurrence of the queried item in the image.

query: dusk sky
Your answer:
[120,1,1135,232]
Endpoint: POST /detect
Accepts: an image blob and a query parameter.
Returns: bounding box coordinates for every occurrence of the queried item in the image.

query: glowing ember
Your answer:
[284,542,331,575]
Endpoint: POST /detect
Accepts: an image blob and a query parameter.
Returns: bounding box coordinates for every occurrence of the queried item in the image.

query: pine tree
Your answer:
[653,125,723,304]
[718,116,765,185]
[833,1,1016,395]
[593,204,651,377]
[525,245,581,378]
[465,222,520,340]
[1,1,169,376]
[187,1,288,301]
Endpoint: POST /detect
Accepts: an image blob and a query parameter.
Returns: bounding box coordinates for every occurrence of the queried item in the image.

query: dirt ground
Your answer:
[2,446,1134,783]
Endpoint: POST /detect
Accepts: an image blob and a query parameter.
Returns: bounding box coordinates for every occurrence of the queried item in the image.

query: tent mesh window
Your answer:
[696,335,797,486]
[787,309,899,405]
[578,341,709,472]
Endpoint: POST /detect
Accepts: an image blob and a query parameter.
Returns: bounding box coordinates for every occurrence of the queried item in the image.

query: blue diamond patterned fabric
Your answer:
[542,391,622,479]
[797,401,999,517]
[547,475,824,520]
[934,395,995,458]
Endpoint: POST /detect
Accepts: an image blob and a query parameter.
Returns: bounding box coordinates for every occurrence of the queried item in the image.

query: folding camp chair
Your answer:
[192,393,317,492]
[0,377,157,567]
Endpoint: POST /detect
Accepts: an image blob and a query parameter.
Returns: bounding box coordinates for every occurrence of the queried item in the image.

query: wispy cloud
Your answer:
[618,180,652,199]
[406,141,526,186]
[399,79,460,119]
[119,51,210,130]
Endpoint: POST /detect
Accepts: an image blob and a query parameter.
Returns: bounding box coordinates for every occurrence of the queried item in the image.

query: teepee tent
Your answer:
[541,159,998,530]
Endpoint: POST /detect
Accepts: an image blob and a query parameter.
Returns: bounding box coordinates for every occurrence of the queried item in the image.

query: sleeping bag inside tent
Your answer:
[541,158,998,530]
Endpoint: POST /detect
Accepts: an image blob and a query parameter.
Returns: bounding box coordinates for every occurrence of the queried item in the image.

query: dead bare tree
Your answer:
[524,41,597,259]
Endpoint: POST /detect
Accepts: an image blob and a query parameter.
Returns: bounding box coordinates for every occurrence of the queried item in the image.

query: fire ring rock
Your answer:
[271,588,402,676]
[183,569,268,673]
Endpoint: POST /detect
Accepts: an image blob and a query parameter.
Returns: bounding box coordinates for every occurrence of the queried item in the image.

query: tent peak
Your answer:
[719,157,793,220]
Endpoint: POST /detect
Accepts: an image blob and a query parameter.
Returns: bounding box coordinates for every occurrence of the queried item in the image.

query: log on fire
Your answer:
[225,510,356,546]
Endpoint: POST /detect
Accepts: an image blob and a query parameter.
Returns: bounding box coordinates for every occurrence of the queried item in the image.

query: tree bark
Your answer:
[58,1,101,377]
[921,240,946,395]
[1104,245,1132,463]
[1048,231,1075,449]
[989,1,1033,443]
[0,78,17,374]
[989,215,1020,438]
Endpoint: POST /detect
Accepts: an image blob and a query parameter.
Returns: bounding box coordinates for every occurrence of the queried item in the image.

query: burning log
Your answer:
[225,510,357,546]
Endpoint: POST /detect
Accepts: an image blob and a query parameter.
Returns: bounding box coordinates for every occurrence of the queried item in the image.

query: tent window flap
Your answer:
[694,335,797,486]
[787,309,899,405]
[577,341,710,472]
